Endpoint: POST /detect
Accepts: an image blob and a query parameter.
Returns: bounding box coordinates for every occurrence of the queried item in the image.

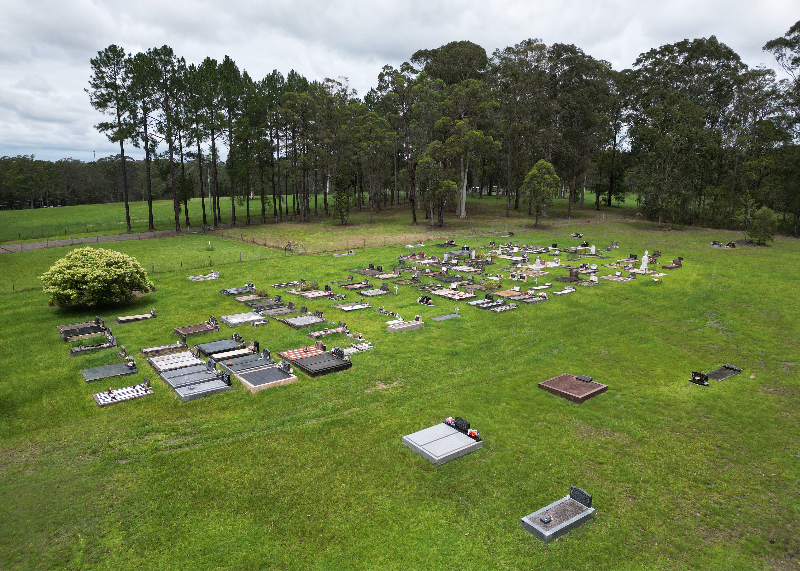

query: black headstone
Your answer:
[454,417,470,432]
[570,486,592,508]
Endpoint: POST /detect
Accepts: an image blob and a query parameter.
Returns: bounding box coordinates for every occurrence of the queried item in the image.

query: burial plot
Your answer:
[538,374,608,403]
[233,361,299,393]
[271,281,300,288]
[174,316,220,337]
[431,313,461,321]
[187,271,220,281]
[291,348,352,377]
[81,359,138,382]
[278,345,327,362]
[285,288,334,300]
[70,331,117,356]
[278,313,327,329]
[148,351,204,373]
[520,486,595,543]
[216,349,276,374]
[691,364,742,386]
[116,308,156,324]
[160,367,223,390]
[333,301,371,312]
[402,417,482,466]
[235,294,266,303]
[662,259,683,269]
[341,281,372,291]
[193,338,245,356]
[386,319,424,332]
[173,376,232,402]
[220,312,267,327]
[246,298,283,310]
[220,283,255,296]
[141,341,187,358]
[93,381,154,408]
[308,323,348,339]
[58,318,106,342]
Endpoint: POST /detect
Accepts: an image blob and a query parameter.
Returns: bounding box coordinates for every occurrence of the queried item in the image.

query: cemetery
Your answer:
[1,221,797,570]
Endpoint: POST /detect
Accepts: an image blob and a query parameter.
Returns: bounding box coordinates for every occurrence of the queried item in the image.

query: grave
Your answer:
[271,281,301,288]
[148,351,205,373]
[431,313,461,321]
[278,345,327,362]
[360,288,390,297]
[173,375,232,402]
[278,314,327,329]
[220,312,267,327]
[220,283,255,296]
[186,270,220,281]
[174,316,220,337]
[69,330,118,356]
[387,319,425,332]
[246,298,284,310]
[81,358,138,382]
[663,259,683,269]
[194,337,245,356]
[116,307,157,324]
[92,380,154,408]
[520,486,595,543]
[538,373,608,403]
[231,361,299,393]
[291,348,352,377]
[235,293,267,302]
[691,364,742,385]
[58,317,106,343]
[333,301,371,312]
[308,322,348,339]
[141,341,187,358]
[402,417,482,466]
[215,349,276,374]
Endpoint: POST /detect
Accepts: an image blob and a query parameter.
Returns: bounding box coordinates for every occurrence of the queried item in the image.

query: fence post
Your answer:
[363,238,366,249]
[239,252,242,262]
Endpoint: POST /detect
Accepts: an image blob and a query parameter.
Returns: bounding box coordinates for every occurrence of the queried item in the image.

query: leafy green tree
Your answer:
[412,40,489,86]
[521,160,559,226]
[88,45,133,232]
[40,247,154,308]
[331,185,353,225]
[749,206,777,243]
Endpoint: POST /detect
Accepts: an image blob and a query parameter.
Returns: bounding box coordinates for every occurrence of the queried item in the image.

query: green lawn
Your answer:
[0,214,797,570]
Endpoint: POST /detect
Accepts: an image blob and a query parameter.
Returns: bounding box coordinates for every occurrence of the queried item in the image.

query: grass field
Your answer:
[0,205,798,570]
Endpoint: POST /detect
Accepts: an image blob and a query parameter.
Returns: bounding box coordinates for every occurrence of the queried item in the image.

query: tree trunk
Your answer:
[118,140,131,233]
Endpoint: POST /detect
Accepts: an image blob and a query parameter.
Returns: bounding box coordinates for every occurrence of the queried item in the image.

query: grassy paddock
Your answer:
[0,193,636,244]
[0,220,797,570]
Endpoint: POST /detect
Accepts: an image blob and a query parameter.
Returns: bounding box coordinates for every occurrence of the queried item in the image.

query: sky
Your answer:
[1,0,796,162]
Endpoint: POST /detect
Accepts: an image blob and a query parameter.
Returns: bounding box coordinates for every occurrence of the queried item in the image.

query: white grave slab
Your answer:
[402,423,482,465]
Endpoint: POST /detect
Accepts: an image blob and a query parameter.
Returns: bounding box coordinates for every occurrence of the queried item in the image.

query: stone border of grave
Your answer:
[141,341,187,358]
[116,307,156,324]
[234,362,299,394]
[70,330,117,356]
[520,486,595,543]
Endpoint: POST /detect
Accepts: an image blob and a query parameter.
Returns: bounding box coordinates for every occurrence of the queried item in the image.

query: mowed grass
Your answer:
[0,218,798,570]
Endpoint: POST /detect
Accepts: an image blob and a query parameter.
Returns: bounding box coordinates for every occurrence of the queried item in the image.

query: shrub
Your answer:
[749,206,777,245]
[40,247,155,307]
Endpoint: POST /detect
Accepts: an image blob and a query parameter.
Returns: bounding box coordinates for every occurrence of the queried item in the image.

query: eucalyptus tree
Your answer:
[315,78,357,216]
[87,44,133,232]
[546,43,612,218]
[489,39,551,216]
[352,107,393,222]
[261,70,285,219]
[520,159,559,226]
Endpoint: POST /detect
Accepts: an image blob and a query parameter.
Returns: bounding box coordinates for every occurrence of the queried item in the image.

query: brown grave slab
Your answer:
[538,373,608,403]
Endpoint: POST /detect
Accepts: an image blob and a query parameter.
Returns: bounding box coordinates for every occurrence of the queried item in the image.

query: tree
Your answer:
[521,160,559,226]
[39,247,154,308]
[749,206,777,243]
[128,50,159,230]
[331,184,353,225]
[88,45,133,232]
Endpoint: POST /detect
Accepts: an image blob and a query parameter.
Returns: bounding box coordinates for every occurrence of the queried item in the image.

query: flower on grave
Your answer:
[468,429,480,438]
[445,417,455,426]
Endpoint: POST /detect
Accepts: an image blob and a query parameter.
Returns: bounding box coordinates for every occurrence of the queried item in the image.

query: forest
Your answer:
[2,20,799,235]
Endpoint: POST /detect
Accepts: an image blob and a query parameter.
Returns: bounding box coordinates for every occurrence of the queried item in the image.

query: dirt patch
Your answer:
[780,362,796,371]
[365,380,402,393]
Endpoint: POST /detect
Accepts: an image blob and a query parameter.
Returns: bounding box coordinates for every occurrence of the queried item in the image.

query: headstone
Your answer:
[279,360,291,373]
[288,301,295,310]
[570,486,592,508]
[300,306,307,314]
[275,294,281,302]
[590,275,598,283]
[262,348,271,360]
[368,263,375,270]
[590,245,596,255]
[640,251,649,272]
[314,340,327,350]
[325,284,332,292]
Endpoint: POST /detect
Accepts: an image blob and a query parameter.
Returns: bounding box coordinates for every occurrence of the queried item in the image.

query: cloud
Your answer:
[0,0,796,160]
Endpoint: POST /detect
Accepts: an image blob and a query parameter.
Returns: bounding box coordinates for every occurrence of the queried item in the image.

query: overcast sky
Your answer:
[1,0,796,162]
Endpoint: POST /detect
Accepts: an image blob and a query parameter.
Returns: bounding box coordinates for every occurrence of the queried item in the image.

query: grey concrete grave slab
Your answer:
[387,320,424,332]
[402,423,482,466]
[160,364,209,379]
[431,313,461,321]
[217,354,276,374]
[160,369,223,389]
[236,365,299,393]
[174,379,232,402]
[707,364,742,381]
[81,362,138,382]
[281,315,326,328]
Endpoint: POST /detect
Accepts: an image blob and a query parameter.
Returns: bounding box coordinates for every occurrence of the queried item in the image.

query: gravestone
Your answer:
[590,245,596,255]
[288,301,295,310]
[520,487,596,543]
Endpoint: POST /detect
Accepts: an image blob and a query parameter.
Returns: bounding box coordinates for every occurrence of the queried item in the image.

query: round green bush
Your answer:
[40,247,155,307]
[749,206,777,245]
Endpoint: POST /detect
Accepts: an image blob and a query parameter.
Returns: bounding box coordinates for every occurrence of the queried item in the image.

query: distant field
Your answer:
[0,192,636,244]
[2,216,796,570]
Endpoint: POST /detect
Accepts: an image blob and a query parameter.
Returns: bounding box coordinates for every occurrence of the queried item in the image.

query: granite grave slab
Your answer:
[538,373,608,403]
[520,486,595,543]
[402,420,482,466]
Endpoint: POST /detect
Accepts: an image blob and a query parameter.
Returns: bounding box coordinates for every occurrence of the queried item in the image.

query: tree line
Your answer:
[2,21,799,235]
